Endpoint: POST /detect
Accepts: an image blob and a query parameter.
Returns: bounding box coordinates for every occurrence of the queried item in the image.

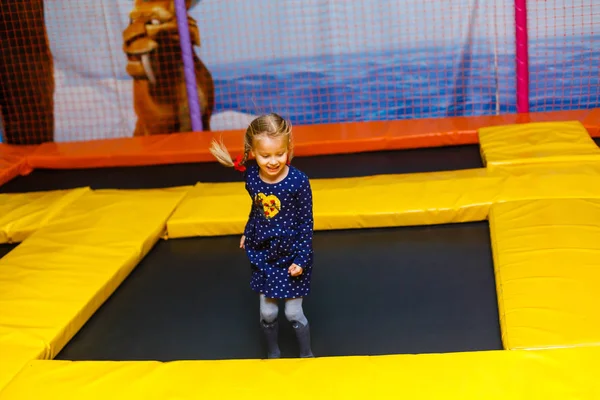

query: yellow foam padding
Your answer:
[478,120,600,168]
[0,332,46,393]
[0,344,44,393]
[0,186,190,360]
[489,198,600,351]
[2,348,600,399]
[0,187,89,244]
[166,169,499,237]
[166,161,600,238]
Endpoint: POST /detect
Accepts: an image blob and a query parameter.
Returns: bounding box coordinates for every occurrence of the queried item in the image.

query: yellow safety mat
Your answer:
[0,342,45,394]
[167,161,600,238]
[478,120,600,168]
[0,187,190,361]
[489,198,600,350]
[1,347,599,399]
[166,169,498,237]
[0,188,89,244]
[0,329,47,394]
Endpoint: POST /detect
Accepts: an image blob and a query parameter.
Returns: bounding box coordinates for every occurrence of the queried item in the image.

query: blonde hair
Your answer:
[209,113,294,168]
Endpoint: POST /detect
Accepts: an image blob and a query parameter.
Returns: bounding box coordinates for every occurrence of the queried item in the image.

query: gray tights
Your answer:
[259,293,308,326]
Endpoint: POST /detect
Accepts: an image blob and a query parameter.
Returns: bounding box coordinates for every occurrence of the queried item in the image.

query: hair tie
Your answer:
[233,154,246,172]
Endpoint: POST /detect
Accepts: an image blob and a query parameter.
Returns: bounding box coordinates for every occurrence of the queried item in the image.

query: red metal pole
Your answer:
[514,0,530,113]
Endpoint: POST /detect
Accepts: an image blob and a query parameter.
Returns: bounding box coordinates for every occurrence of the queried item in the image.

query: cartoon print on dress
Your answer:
[254,193,281,219]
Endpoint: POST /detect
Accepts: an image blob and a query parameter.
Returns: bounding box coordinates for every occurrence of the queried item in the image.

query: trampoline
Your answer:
[1,116,600,398]
[1,144,502,360]
[7,144,501,361]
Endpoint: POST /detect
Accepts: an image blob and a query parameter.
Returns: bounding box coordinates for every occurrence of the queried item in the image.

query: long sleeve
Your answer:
[243,205,253,237]
[292,176,314,268]
[243,179,254,237]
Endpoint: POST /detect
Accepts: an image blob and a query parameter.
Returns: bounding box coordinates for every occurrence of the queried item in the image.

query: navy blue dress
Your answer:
[242,164,314,299]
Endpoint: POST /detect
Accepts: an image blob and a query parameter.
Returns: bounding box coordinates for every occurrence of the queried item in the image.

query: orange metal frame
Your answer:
[1,108,599,188]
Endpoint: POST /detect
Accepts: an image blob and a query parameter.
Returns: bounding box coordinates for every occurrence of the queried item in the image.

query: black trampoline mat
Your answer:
[0,244,17,258]
[0,145,483,192]
[56,221,502,361]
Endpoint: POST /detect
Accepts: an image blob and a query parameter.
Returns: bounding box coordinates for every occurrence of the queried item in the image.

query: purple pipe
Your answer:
[174,0,203,131]
[514,0,530,113]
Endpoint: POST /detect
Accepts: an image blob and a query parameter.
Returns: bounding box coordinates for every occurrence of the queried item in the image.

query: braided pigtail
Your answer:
[229,124,257,172]
[240,139,252,165]
[282,117,294,163]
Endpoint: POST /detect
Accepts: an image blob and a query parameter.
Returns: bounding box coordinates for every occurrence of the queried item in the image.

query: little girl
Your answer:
[209,113,315,359]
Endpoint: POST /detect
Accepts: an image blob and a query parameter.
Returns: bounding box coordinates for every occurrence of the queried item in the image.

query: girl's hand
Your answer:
[240,235,245,249]
[288,263,303,277]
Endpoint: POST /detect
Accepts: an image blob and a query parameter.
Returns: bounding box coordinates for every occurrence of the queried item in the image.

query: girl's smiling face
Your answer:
[252,134,289,182]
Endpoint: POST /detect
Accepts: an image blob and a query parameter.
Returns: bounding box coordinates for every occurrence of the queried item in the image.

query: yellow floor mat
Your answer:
[166,169,499,237]
[0,329,47,394]
[1,347,599,399]
[0,188,89,244]
[490,198,600,350]
[0,187,190,361]
[478,120,600,168]
[167,160,600,238]
[0,342,45,394]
